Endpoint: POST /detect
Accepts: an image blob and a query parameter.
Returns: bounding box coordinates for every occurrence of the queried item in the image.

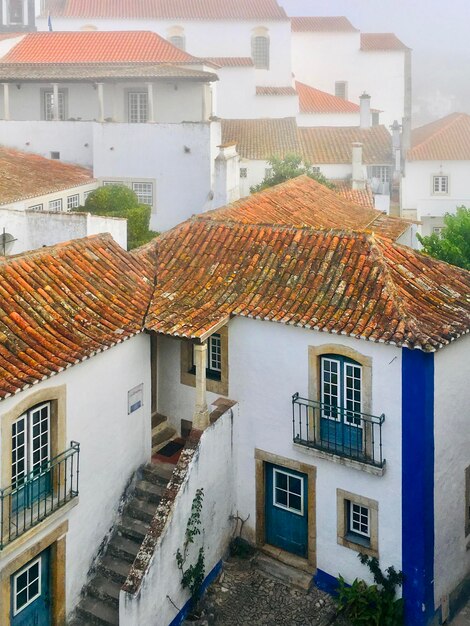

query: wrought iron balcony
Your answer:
[292,394,385,469]
[0,441,80,549]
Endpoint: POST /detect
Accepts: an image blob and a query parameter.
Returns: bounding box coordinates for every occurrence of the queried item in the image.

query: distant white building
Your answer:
[401,113,470,236]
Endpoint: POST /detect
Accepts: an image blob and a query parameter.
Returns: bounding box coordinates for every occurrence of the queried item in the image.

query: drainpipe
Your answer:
[193,342,210,430]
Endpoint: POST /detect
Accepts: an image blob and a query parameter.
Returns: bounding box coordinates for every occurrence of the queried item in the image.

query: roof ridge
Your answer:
[0,233,113,263]
[412,113,467,150]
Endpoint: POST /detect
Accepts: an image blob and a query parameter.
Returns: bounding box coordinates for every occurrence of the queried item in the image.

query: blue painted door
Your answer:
[11,549,51,626]
[265,463,308,558]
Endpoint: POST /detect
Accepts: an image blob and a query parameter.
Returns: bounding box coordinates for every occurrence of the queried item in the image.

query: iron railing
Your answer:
[0,441,80,549]
[292,394,385,469]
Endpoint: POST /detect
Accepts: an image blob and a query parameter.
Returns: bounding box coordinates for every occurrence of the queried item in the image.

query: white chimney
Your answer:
[352,142,366,190]
[359,92,371,129]
[213,143,240,208]
[390,120,402,173]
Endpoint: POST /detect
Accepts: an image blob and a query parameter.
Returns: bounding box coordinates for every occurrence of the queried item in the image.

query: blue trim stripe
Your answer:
[168,560,223,626]
[314,569,340,596]
[402,348,435,626]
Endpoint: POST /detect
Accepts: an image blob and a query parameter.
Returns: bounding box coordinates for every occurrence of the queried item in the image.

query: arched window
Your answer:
[167,26,186,51]
[251,32,270,69]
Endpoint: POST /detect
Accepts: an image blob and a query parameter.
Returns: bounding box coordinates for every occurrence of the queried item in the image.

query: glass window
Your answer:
[252,36,269,69]
[128,92,148,123]
[132,182,153,206]
[433,175,448,194]
[349,502,370,537]
[169,35,185,50]
[28,204,43,211]
[208,333,221,373]
[43,91,66,121]
[335,81,347,100]
[48,198,63,212]
[13,557,42,615]
[240,167,248,179]
[369,166,390,183]
[273,469,304,515]
[67,194,80,210]
[9,0,23,25]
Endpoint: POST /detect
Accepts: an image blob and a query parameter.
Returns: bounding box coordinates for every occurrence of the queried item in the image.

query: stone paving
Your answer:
[184,556,350,626]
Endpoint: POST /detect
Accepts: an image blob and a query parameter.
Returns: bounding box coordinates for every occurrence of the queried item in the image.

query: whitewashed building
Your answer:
[401,112,470,235]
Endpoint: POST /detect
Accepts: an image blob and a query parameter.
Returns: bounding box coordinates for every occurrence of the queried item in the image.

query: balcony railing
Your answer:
[0,441,80,549]
[292,394,385,469]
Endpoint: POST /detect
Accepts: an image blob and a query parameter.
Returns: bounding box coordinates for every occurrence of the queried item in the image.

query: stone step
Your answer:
[86,575,121,608]
[135,479,165,504]
[152,425,176,448]
[143,461,174,485]
[255,554,313,591]
[107,534,141,563]
[152,412,167,430]
[75,596,119,626]
[98,555,131,585]
[118,515,150,542]
[125,496,156,524]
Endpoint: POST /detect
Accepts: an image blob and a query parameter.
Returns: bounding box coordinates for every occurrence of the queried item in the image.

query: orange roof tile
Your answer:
[0,146,95,204]
[291,16,358,32]
[198,176,410,240]
[145,217,470,351]
[1,31,197,64]
[360,33,409,51]
[221,118,299,160]
[299,125,393,164]
[45,0,288,20]
[256,86,297,96]
[204,57,254,67]
[408,113,470,161]
[296,81,359,113]
[0,234,154,400]
[332,180,374,208]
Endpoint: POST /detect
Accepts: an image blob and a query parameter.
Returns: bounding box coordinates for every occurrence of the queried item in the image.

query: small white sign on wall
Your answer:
[128,383,144,414]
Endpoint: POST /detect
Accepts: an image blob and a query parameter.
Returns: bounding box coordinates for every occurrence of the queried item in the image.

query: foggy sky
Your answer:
[280,0,470,127]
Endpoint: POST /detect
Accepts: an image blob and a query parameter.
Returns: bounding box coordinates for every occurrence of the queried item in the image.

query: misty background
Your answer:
[281,0,470,128]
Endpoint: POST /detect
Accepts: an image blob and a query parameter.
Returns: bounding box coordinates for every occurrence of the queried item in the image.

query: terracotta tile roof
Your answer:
[296,81,359,113]
[299,125,393,164]
[1,31,198,64]
[0,234,154,400]
[0,62,217,82]
[291,16,358,32]
[197,176,410,240]
[333,180,374,208]
[145,216,470,351]
[45,0,288,20]
[408,113,470,161]
[360,33,409,51]
[221,118,299,160]
[204,57,254,67]
[256,86,297,96]
[0,146,95,204]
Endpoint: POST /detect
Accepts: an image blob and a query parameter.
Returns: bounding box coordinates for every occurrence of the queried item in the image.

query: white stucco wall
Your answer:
[158,317,403,586]
[120,408,235,626]
[0,333,152,615]
[0,206,127,253]
[433,334,470,606]
[402,160,470,219]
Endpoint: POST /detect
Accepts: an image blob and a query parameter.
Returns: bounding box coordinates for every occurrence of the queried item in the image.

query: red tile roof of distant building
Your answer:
[333,180,374,208]
[204,57,254,67]
[291,16,358,32]
[360,33,409,51]
[1,31,198,64]
[0,146,95,204]
[256,86,297,96]
[296,81,359,113]
[45,0,288,20]
[408,113,470,161]
[221,118,299,160]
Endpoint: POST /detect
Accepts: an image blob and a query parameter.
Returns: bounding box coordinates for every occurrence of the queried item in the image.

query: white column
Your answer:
[193,342,210,430]
[146,82,154,123]
[52,82,59,121]
[3,83,9,120]
[97,82,104,122]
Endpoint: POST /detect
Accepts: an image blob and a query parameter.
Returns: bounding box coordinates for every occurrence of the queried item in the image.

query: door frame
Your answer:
[255,448,316,570]
[0,521,67,626]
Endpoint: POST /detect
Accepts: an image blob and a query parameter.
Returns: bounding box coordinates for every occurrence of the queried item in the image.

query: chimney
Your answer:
[359,92,371,129]
[352,142,366,190]
[213,143,240,208]
[390,120,402,173]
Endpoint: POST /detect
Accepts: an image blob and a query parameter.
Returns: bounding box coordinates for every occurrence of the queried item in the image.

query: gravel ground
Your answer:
[183,556,349,626]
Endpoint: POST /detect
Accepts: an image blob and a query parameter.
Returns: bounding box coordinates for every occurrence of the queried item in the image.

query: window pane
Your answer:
[288,475,301,495]
[289,494,302,512]
[275,471,287,490]
[129,92,148,123]
[252,36,269,69]
[132,182,153,206]
[275,487,287,506]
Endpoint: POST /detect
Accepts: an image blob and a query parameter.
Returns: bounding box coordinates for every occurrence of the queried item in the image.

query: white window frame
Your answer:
[43,90,66,121]
[132,182,153,207]
[28,204,43,211]
[48,198,63,212]
[349,502,370,538]
[13,556,42,616]
[67,194,80,210]
[432,175,449,195]
[12,403,51,488]
[207,333,221,373]
[369,166,390,183]
[128,91,148,124]
[335,81,348,100]
[273,468,304,516]
[321,356,362,426]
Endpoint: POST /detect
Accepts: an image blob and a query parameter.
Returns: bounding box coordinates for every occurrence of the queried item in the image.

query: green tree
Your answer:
[79,185,157,250]
[417,206,470,270]
[250,154,335,193]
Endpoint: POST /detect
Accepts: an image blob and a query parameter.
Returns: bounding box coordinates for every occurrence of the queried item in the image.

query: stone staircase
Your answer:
[70,419,178,625]
[152,412,177,456]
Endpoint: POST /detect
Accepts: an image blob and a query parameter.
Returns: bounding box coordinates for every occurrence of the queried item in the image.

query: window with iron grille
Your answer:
[43,91,66,121]
[132,182,153,206]
[240,167,248,179]
[169,35,185,50]
[67,194,80,210]
[128,92,148,123]
[252,36,270,69]
[433,175,448,194]
[335,81,348,100]
[48,198,63,212]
